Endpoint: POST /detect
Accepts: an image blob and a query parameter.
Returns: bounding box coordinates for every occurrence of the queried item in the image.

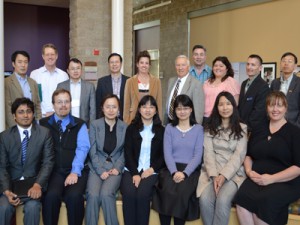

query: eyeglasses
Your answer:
[175,107,191,112]
[55,100,71,105]
[16,109,33,115]
[281,60,295,64]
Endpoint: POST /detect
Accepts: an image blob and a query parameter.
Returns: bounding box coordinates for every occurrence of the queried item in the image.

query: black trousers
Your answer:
[120,171,158,225]
[42,169,88,225]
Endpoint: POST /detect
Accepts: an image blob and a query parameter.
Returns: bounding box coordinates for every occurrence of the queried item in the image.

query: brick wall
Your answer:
[69,0,133,81]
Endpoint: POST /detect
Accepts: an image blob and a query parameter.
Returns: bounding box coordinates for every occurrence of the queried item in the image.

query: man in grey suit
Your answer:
[5,50,42,128]
[57,58,96,127]
[271,52,300,128]
[239,54,270,132]
[0,98,54,225]
[96,53,128,119]
[164,55,205,125]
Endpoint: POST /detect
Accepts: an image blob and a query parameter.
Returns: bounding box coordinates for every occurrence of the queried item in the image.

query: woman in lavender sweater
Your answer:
[152,94,204,225]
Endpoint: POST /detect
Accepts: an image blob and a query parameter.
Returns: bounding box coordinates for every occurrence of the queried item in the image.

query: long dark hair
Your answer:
[205,91,244,139]
[171,94,197,126]
[209,56,234,83]
[131,95,162,133]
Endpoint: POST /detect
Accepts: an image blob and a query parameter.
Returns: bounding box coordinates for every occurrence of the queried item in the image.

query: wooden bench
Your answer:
[15,200,300,225]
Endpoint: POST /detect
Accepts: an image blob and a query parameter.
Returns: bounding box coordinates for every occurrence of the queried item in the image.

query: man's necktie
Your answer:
[21,130,29,166]
[245,81,250,93]
[57,120,63,138]
[169,79,181,120]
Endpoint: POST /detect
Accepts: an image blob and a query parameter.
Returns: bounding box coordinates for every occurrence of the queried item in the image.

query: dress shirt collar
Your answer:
[17,124,32,140]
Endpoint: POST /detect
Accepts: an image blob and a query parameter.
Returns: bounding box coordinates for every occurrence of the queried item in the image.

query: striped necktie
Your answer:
[57,120,63,138]
[169,79,181,120]
[21,130,29,166]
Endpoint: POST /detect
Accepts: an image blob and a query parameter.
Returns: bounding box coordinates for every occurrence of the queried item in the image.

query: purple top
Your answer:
[164,124,204,176]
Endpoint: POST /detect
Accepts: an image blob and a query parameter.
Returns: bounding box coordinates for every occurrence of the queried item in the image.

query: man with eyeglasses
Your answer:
[5,50,42,128]
[189,44,212,84]
[95,53,128,119]
[57,58,96,127]
[30,43,68,117]
[0,97,54,225]
[271,52,300,127]
[39,88,90,225]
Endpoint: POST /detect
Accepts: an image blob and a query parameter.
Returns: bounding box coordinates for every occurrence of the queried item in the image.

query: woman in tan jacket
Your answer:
[123,50,162,124]
[197,91,247,225]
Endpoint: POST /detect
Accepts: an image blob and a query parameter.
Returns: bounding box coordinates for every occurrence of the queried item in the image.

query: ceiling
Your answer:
[4,0,157,9]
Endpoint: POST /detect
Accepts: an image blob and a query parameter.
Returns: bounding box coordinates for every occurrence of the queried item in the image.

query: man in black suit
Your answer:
[96,53,128,119]
[239,54,270,132]
[0,98,54,225]
[271,52,300,128]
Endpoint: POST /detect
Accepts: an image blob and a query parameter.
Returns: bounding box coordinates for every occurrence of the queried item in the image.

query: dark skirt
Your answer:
[152,163,200,221]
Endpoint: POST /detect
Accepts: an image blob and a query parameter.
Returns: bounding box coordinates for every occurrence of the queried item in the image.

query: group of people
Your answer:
[0,43,300,225]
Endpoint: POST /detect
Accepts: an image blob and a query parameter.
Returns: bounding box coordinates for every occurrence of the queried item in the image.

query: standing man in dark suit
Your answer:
[96,53,128,119]
[5,51,42,128]
[57,58,96,127]
[40,89,90,225]
[0,98,54,225]
[271,52,300,128]
[164,55,204,125]
[239,54,270,132]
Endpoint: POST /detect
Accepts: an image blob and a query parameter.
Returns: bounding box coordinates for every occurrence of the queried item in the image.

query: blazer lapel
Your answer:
[98,119,106,153]
[107,76,113,93]
[12,126,22,165]
[120,74,126,100]
[11,74,24,96]
[287,75,297,97]
[111,121,124,156]
[181,75,192,94]
[132,76,140,101]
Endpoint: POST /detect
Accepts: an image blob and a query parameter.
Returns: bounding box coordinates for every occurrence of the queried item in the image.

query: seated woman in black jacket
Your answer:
[120,95,165,225]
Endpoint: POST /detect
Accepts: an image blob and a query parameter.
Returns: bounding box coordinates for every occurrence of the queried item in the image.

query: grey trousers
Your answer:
[199,180,237,225]
[85,170,121,225]
[0,194,41,225]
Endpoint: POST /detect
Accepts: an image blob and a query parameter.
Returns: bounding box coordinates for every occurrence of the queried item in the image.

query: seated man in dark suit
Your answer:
[40,88,90,225]
[96,53,128,119]
[238,54,270,132]
[57,58,96,127]
[0,98,54,225]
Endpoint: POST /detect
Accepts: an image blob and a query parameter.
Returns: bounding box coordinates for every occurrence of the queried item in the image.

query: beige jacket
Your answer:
[196,123,248,197]
[123,74,162,124]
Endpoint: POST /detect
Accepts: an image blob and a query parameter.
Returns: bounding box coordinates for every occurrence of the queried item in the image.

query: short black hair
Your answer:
[192,45,207,52]
[68,58,82,67]
[11,51,30,63]
[11,98,34,115]
[281,52,298,64]
[108,53,123,63]
[248,54,263,65]
[99,94,121,118]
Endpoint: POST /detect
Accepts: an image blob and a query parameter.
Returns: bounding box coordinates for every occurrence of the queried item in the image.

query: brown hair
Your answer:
[42,43,58,55]
[52,89,72,104]
[266,91,288,109]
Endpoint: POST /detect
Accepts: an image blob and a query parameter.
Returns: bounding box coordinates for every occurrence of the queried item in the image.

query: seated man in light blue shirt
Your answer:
[39,89,90,225]
[189,44,212,83]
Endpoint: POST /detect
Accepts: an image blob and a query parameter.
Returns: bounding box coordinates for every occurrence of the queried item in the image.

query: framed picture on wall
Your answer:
[295,65,300,77]
[261,62,276,86]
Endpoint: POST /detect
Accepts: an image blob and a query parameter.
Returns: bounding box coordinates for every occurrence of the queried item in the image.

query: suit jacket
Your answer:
[5,73,42,128]
[88,118,127,175]
[271,74,300,127]
[96,74,128,119]
[57,79,96,126]
[0,123,54,193]
[238,75,270,132]
[123,74,162,124]
[124,123,165,176]
[164,74,204,125]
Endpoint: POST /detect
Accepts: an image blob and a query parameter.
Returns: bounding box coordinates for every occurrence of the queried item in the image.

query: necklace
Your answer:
[176,125,194,138]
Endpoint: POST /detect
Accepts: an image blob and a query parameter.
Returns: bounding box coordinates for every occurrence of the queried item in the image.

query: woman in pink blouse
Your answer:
[203,56,240,123]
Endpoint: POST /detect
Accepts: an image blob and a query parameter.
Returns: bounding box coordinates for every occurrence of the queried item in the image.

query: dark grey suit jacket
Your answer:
[271,74,300,127]
[88,118,127,175]
[0,124,54,193]
[238,75,270,132]
[164,74,204,125]
[95,74,128,119]
[57,79,96,126]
